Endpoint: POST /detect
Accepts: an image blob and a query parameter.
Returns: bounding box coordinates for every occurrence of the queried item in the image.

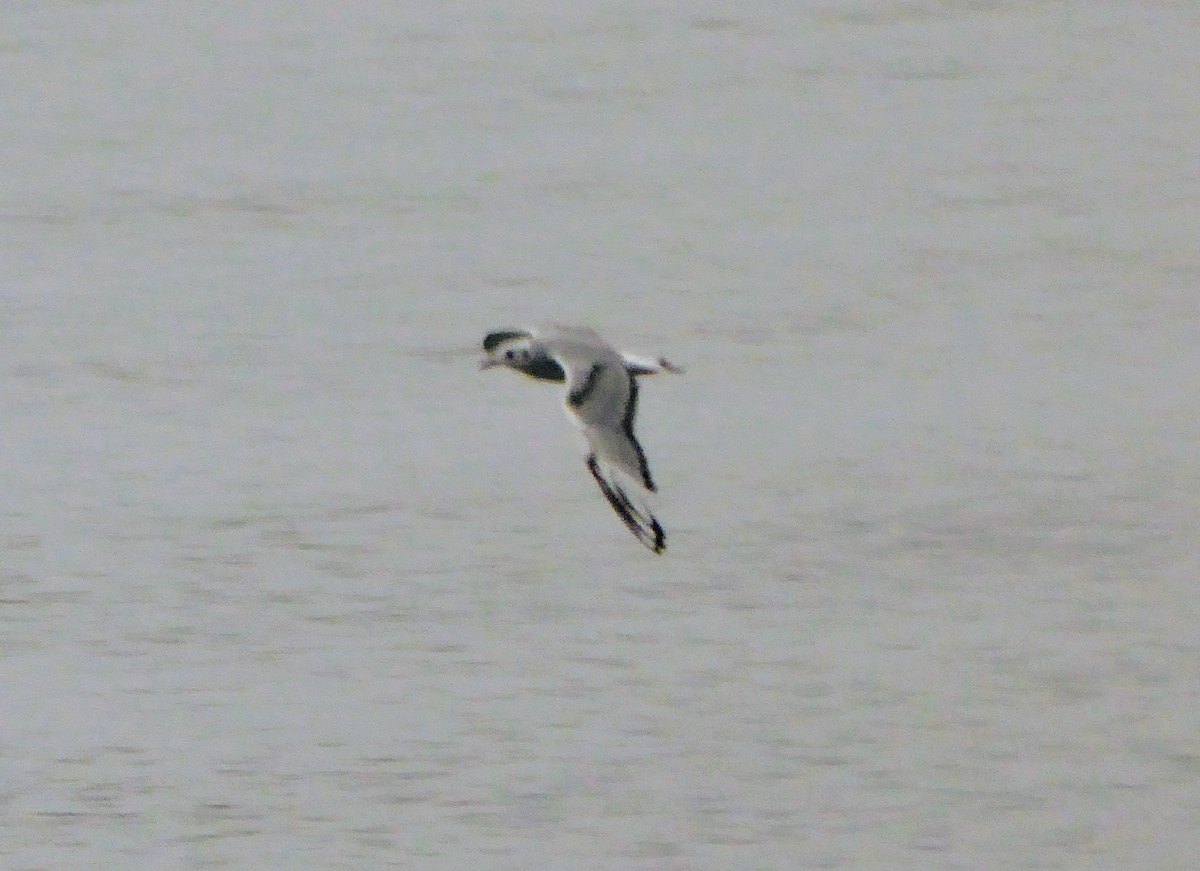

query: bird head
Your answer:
[479,338,534,371]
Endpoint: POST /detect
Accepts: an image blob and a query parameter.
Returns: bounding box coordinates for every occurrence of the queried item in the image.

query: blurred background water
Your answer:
[2,2,1198,868]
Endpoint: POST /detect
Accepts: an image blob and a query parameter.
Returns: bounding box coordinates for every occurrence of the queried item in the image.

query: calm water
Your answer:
[3,2,1198,869]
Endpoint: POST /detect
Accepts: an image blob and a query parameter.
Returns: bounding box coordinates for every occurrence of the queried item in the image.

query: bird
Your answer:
[480,324,682,554]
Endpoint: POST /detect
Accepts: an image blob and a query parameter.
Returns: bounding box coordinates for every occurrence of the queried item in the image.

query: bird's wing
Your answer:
[551,339,656,492]
[579,373,657,493]
[533,323,606,346]
[531,327,668,554]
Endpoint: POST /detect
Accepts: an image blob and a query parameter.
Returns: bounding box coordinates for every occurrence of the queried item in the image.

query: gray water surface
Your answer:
[3,2,1198,869]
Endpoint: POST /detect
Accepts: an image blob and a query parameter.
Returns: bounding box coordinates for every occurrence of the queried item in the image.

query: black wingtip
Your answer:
[650,519,666,554]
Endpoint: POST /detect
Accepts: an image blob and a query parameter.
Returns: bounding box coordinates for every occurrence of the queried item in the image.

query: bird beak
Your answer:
[479,355,502,371]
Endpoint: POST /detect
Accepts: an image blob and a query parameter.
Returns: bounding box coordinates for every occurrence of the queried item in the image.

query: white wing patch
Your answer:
[586,454,665,554]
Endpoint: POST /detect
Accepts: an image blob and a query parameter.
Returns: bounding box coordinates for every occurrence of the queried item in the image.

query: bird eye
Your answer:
[505,349,515,359]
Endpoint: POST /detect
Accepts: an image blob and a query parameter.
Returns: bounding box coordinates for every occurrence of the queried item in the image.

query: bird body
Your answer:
[480,324,681,553]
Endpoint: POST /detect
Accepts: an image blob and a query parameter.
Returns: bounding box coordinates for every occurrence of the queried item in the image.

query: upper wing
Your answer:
[559,356,656,493]
[541,328,667,553]
[567,362,663,553]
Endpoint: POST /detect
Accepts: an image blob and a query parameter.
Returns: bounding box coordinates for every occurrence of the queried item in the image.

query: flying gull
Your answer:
[480,324,682,553]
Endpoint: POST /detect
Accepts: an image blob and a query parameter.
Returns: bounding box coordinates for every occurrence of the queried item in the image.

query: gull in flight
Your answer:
[480,324,682,554]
